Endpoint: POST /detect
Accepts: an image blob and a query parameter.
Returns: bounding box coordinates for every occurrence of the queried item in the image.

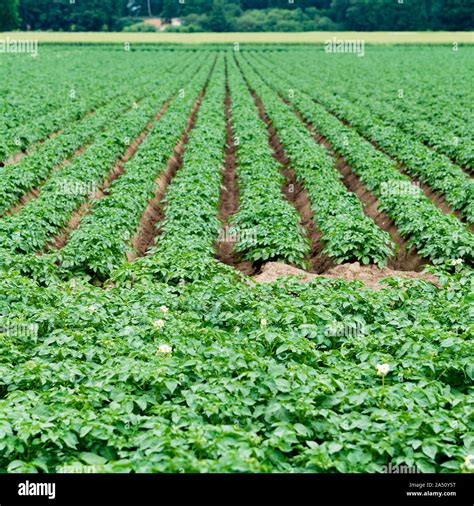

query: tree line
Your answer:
[0,0,472,32]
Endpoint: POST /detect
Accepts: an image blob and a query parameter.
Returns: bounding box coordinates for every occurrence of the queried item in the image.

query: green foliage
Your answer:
[259,52,474,220]
[0,74,161,213]
[15,0,474,32]
[207,0,232,32]
[123,22,157,32]
[241,51,474,265]
[0,264,472,472]
[0,49,171,163]
[18,0,124,31]
[0,0,19,31]
[58,55,211,279]
[238,56,394,267]
[0,94,175,254]
[126,55,230,284]
[232,7,336,32]
[228,56,310,266]
[0,44,472,475]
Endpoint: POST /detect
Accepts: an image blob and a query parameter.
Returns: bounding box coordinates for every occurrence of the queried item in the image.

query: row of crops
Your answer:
[0,53,472,279]
[240,53,474,265]
[0,45,472,474]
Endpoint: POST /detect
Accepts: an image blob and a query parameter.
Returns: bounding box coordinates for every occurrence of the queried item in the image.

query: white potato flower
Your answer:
[260,318,267,328]
[464,455,474,471]
[160,305,169,314]
[376,363,390,376]
[153,319,165,329]
[157,344,173,354]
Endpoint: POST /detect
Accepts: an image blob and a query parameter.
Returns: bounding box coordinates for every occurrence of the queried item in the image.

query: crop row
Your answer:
[344,90,474,170]
[227,56,309,266]
[0,50,97,131]
[58,58,214,279]
[237,57,394,266]
[0,56,208,255]
[244,55,474,264]
[1,50,177,162]
[132,55,228,283]
[0,256,472,472]
[283,48,474,167]
[0,54,195,215]
[255,53,474,221]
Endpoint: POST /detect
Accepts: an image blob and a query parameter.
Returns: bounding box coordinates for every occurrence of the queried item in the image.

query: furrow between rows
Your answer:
[249,88,333,273]
[293,109,427,272]
[129,90,206,260]
[50,100,173,251]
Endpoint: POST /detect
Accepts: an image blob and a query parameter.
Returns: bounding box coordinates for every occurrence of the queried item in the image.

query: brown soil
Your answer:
[212,59,266,276]
[127,99,198,259]
[244,83,333,274]
[2,150,27,167]
[128,75,215,260]
[253,261,439,290]
[0,128,64,168]
[298,120,427,272]
[215,64,241,268]
[216,68,255,276]
[127,147,180,260]
[49,100,172,251]
[4,145,87,218]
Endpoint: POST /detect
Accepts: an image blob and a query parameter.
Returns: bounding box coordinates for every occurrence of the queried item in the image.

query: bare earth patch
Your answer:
[253,261,439,290]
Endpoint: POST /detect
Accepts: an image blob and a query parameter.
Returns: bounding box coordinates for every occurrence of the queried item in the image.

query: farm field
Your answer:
[2,31,474,44]
[0,44,473,474]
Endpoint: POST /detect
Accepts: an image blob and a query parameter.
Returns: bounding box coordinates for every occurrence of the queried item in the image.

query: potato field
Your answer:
[0,44,472,475]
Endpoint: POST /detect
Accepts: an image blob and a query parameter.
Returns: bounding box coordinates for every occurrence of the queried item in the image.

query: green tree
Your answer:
[13,0,474,32]
[161,0,180,19]
[432,0,474,30]
[233,9,268,31]
[207,0,231,31]
[181,0,213,16]
[344,0,429,31]
[0,0,20,30]
[329,0,350,22]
